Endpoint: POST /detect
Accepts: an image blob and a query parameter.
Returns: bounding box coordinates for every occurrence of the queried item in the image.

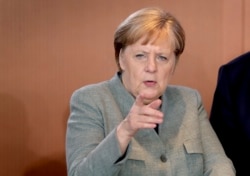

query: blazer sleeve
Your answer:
[210,65,237,151]
[66,88,127,176]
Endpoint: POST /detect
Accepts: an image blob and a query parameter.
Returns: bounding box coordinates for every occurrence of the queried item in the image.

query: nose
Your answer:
[145,57,157,72]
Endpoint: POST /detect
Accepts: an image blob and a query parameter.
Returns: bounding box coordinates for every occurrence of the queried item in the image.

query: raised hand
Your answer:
[117,93,163,153]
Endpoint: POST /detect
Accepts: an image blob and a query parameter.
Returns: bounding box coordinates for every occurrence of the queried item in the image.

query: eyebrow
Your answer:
[134,48,170,55]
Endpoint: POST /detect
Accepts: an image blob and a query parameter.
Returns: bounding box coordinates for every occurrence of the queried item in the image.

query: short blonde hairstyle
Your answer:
[114,7,185,71]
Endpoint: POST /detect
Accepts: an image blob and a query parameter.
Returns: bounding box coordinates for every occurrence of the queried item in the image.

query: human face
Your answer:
[119,34,176,104]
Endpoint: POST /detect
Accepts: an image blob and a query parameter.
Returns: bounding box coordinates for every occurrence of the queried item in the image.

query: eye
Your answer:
[158,55,168,61]
[135,53,146,59]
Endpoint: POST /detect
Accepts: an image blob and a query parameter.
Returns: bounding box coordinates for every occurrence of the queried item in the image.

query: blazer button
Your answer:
[160,154,167,163]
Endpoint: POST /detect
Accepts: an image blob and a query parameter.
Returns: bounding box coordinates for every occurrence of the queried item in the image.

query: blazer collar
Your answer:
[108,72,135,119]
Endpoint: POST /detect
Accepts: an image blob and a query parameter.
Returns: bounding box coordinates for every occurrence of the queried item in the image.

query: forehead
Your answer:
[128,32,174,52]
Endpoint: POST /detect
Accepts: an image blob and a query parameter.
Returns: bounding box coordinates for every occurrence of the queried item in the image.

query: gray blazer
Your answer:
[66,73,235,176]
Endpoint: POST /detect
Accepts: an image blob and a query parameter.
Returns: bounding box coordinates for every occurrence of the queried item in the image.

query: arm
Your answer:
[210,66,238,158]
[66,88,163,176]
[116,94,163,154]
[66,89,124,176]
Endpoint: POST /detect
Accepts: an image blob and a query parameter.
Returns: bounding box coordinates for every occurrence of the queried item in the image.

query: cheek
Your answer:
[130,70,142,87]
[131,69,145,84]
[160,67,174,84]
[127,63,143,78]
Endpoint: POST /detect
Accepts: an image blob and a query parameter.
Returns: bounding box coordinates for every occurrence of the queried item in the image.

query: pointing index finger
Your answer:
[134,94,145,107]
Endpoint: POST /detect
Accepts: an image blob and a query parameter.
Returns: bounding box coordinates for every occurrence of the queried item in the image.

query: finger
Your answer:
[141,113,163,124]
[134,94,145,107]
[148,99,162,110]
[136,92,157,106]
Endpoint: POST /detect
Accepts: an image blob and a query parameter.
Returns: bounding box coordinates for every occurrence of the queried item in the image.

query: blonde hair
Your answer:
[114,7,185,71]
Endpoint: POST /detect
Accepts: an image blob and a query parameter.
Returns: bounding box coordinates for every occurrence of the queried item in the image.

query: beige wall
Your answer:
[0,0,249,175]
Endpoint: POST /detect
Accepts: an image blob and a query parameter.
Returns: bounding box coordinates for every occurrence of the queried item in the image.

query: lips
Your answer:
[144,80,157,87]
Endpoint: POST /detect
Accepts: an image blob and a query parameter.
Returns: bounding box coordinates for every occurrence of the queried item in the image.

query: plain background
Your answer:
[0,0,249,175]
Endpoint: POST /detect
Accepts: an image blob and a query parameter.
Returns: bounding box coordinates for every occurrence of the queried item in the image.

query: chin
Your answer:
[135,87,161,102]
[142,95,160,105]
[142,98,154,105]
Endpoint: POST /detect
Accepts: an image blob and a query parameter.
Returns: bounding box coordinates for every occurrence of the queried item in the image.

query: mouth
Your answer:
[143,80,157,87]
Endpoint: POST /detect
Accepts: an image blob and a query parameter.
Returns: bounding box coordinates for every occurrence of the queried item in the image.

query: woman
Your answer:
[66,7,235,176]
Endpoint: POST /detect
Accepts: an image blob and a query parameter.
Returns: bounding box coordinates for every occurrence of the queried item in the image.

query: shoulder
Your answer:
[70,73,124,101]
[226,51,250,66]
[167,85,200,95]
[166,85,202,102]
[220,51,250,72]
[218,51,250,81]
[163,85,205,115]
[74,81,109,94]
[70,80,111,103]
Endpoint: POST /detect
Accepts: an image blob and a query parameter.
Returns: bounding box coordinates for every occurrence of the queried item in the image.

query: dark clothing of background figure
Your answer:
[210,51,250,176]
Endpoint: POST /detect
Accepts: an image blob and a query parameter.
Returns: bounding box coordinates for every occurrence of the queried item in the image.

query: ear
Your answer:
[119,49,125,70]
